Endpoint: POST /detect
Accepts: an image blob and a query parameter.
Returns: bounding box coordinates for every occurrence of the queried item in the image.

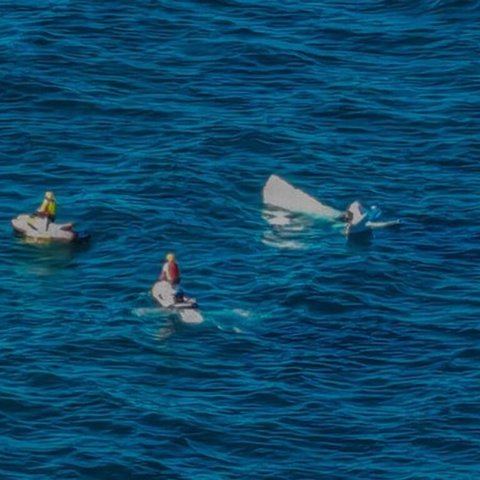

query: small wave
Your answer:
[261,235,305,250]
[131,307,162,318]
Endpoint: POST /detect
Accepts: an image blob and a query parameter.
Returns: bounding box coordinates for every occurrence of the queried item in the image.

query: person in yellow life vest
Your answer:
[36,191,57,228]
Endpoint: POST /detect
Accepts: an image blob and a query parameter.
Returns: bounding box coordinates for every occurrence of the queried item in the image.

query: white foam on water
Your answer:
[261,235,305,250]
[132,307,163,317]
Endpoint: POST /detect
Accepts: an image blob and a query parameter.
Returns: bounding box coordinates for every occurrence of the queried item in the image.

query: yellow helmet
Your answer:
[166,253,175,262]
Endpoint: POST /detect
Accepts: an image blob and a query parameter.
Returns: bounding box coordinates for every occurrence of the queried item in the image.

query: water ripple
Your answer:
[1,1,479,478]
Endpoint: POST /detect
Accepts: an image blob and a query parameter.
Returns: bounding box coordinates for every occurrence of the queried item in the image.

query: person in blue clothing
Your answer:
[342,201,399,236]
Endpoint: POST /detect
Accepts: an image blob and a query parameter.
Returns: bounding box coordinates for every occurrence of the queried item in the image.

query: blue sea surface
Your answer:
[1,1,479,479]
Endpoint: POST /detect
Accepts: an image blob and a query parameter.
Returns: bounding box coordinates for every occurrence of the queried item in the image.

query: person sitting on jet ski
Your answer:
[174,287,185,303]
[36,191,57,220]
[35,191,57,229]
[159,253,183,302]
[160,253,180,284]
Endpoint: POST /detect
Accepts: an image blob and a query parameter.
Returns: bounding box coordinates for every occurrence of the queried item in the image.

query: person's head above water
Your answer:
[166,253,176,262]
[45,191,55,200]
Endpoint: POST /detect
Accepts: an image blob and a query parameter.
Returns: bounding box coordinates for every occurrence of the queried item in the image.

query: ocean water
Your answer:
[1,1,479,478]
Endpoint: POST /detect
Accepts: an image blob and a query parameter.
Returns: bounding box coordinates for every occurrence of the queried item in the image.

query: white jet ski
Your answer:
[151,280,203,324]
[11,214,90,243]
[262,175,400,236]
[262,174,342,219]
